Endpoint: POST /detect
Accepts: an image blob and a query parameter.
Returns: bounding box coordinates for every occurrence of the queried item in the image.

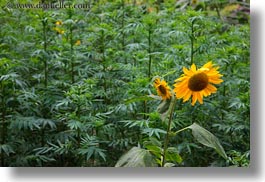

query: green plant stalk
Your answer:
[144,25,153,118]
[41,18,48,161]
[214,2,222,20]
[101,29,107,94]
[143,100,147,120]
[42,19,48,88]
[77,128,81,148]
[41,128,45,147]
[148,25,152,78]
[174,126,190,135]
[121,0,127,64]
[77,88,81,147]
[190,21,194,65]
[221,63,228,120]
[1,82,6,166]
[70,26,75,84]
[162,99,176,167]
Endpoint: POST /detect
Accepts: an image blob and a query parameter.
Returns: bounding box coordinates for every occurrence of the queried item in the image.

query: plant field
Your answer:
[0,0,250,167]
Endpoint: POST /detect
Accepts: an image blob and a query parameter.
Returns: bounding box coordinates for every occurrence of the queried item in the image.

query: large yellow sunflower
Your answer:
[154,78,172,100]
[173,61,223,106]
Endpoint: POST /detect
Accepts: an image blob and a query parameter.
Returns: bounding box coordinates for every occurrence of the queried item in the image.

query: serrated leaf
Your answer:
[145,145,162,159]
[115,147,157,167]
[165,147,183,164]
[188,123,227,159]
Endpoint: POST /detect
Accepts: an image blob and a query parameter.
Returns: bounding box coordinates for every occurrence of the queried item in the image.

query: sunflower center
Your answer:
[158,85,167,95]
[188,72,209,91]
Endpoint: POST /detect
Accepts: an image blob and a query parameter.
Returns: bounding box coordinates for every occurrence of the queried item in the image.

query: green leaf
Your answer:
[115,147,157,167]
[157,95,175,122]
[142,128,166,139]
[0,144,15,156]
[164,163,175,167]
[145,145,162,159]
[67,120,83,130]
[165,147,183,164]
[188,123,227,159]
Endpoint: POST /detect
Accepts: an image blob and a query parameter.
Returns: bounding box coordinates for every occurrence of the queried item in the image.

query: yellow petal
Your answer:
[183,67,193,76]
[191,93,198,106]
[197,92,203,104]
[183,90,192,102]
[191,64,197,73]
[202,61,213,69]
[207,84,217,93]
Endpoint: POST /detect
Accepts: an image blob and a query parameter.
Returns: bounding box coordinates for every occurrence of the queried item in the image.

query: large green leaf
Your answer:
[188,123,227,159]
[115,147,157,167]
[165,147,183,164]
[157,94,175,122]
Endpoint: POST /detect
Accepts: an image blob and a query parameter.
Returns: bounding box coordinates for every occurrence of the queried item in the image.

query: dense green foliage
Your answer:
[0,0,249,167]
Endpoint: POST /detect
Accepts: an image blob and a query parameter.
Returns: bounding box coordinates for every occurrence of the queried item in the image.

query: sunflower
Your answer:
[75,40,81,46]
[55,21,63,25]
[54,27,64,34]
[154,78,172,100]
[173,61,223,106]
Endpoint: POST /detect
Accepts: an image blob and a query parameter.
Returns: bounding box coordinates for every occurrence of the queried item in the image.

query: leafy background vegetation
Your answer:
[0,0,249,167]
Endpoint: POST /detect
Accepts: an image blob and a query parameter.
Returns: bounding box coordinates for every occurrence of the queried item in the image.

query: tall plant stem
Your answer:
[101,30,107,94]
[144,25,153,119]
[148,25,152,79]
[222,63,228,120]
[121,0,127,64]
[214,2,222,20]
[0,82,6,166]
[162,99,176,167]
[190,20,195,65]
[42,19,48,88]
[70,27,75,84]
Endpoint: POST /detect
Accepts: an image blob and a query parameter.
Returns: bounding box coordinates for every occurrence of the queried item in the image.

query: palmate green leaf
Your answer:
[47,140,73,155]
[67,119,83,130]
[80,147,106,162]
[142,128,166,139]
[188,123,227,159]
[37,118,57,130]
[0,144,15,156]
[115,147,157,167]
[119,120,149,129]
[11,116,41,130]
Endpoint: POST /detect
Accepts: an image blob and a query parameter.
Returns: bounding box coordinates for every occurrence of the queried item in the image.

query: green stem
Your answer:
[41,128,45,147]
[214,3,222,20]
[143,100,147,119]
[222,63,228,120]
[173,126,190,136]
[101,30,107,94]
[148,25,152,79]
[42,19,48,88]
[190,21,194,65]
[1,82,6,166]
[162,99,176,167]
[70,26,74,84]
[121,0,127,64]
